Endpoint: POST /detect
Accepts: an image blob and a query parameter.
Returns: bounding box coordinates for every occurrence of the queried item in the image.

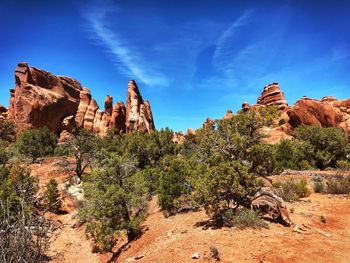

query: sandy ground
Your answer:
[30,158,350,263]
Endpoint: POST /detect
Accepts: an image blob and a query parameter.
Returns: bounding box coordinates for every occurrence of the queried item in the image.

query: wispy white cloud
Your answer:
[81,0,168,87]
[213,9,254,72]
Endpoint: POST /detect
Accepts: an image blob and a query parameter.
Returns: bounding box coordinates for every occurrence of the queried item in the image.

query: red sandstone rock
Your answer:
[110,101,126,134]
[203,117,215,128]
[172,131,185,144]
[223,110,233,120]
[7,62,82,132]
[5,62,154,137]
[286,96,350,135]
[242,102,249,112]
[126,80,155,134]
[257,83,288,110]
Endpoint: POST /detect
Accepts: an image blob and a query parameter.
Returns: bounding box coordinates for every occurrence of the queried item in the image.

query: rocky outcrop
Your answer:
[287,96,350,134]
[203,117,215,128]
[126,80,155,134]
[7,62,82,133]
[0,105,7,120]
[5,62,154,138]
[223,110,233,120]
[257,83,288,110]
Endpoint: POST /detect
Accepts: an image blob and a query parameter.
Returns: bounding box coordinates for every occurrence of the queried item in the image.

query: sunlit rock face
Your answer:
[257,83,288,110]
[287,96,350,134]
[5,63,154,138]
[7,62,82,133]
[126,80,155,134]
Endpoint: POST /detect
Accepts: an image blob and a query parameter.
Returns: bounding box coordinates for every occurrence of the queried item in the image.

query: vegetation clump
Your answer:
[43,178,61,213]
[16,127,57,162]
[273,179,310,202]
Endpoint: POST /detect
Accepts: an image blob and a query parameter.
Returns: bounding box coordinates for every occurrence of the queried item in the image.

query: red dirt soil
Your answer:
[30,158,350,263]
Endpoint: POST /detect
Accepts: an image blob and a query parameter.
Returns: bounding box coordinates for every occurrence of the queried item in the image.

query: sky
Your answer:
[0,0,349,132]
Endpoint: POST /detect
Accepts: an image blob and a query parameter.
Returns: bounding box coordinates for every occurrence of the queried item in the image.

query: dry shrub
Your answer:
[273,179,310,202]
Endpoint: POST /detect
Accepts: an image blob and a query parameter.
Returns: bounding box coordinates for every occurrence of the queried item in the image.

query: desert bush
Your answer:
[336,160,350,170]
[222,208,268,229]
[249,143,276,176]
[273,179,310,201]
[0,140,9,165]
[320,215,326,223]
[313,181,325,193]
[325,176,350,194]
[0,120,16,142]
[65,129,99,181]
[0,162,51,262]
[294,125,348,169]
[158,157,192,215]
[79,154,147,252]
[43,178,61,213]
[258,105,281,127]
[16,127,57,162]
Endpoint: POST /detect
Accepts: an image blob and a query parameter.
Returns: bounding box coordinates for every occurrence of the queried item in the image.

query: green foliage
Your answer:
[336,160,350,170]
[249,143,276,176]
[158,157,192,215]
[274,139,298,171]
[258,105,281,127]
[294,125,348,169]
[313,181,325,193]
[0,120,16,142]
[79,154,147,251]
[66,129,99,180]
[0,163,50,262]
[43,178,61,213]
[222,208,268,229]
[16,127,57,162]
[195,161,259,217]
[273,179,310,201]
[0,140,9,165]
[325,176,350,194]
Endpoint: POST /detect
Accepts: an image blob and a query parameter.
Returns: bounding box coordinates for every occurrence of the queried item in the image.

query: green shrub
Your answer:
[223,208,268,229]
[294,125,348,169]
[336,160,350,170]
[0,120,16,142]
[79,155,147,252]
[313,181,325,193]
[0,140,9,165]
[278,118,286,126]
[16,127,57,162]
[273,179,310,201]
[325,176,350,194]
[158,158,192,215]
[43,178,61,213]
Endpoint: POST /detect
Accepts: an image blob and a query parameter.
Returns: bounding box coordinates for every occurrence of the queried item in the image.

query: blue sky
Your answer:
[0,0,349,132]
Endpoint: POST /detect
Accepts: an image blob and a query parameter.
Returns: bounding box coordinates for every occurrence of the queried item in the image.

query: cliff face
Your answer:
[5,62,155,138]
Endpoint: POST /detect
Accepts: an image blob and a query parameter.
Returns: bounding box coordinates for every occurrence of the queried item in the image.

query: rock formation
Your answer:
[223,110,233,120]
[287,96,350,134]
[203,117,215,128]
[257,83,288,110]
[5,62,154,138]
[7,62,82,133]
[125,80,155,134]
